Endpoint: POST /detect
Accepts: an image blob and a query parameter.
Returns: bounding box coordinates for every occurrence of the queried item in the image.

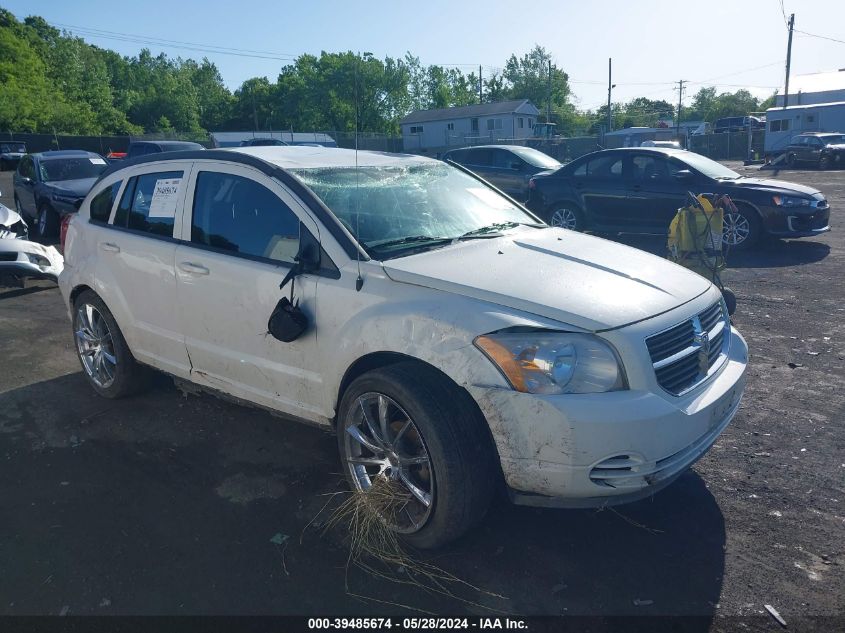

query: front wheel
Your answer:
[547,203,583,231]
[36,204,58,241]
[337,362,496,549]
[818,155,830,170]
[722,205,760,251]
[786,153,797,168]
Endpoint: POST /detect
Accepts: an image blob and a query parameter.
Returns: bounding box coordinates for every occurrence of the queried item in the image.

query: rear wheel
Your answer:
[722,204,760,251]
[818,154,831,170]
[547,202,583,231]
[337,362,496,549]
[72,290,151,398]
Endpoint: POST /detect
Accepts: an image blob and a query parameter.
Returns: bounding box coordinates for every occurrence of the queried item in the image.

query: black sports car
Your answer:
[526,148,830,249]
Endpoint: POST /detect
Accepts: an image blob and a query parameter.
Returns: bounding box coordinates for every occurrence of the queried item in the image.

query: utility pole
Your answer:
[479,65,483,104]
[675,79,685,138]
[547,60,552,124]
[606,58,612,133]
[250,86,259,131]
[783,13,795,108]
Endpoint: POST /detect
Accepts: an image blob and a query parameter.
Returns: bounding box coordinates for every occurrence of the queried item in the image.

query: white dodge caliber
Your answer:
[60,146,747,548]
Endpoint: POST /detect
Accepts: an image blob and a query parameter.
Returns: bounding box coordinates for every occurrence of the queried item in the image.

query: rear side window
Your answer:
[190,171,300,264]
[584,155,623,179]
[113,170,183,237]
[89,181,121,223]
[465,148,492,166]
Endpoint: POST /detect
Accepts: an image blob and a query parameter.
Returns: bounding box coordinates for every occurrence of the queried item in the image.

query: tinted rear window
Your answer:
[113,171,184,237]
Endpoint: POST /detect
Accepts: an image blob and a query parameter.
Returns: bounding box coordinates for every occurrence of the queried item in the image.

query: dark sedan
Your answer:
[443,145,561,200]
[125,140,205,159]
[1,141,27,171]
[526,148,830,249]
[13,150,108,239]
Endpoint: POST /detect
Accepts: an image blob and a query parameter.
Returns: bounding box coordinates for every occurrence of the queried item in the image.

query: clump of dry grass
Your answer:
[311,474,507,612]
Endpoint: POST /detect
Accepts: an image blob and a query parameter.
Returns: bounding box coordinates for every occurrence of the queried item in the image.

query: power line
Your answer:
[794,28,845,45]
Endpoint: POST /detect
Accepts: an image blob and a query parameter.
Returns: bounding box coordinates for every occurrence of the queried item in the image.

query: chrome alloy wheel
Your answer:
[342,393,434,533]
[550,207,578,229]
[722,211,751,246]
[74,303,117,388]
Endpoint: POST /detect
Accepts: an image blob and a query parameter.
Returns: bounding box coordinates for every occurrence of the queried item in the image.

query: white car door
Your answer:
[96,162,194,377]
[174,161,327,421]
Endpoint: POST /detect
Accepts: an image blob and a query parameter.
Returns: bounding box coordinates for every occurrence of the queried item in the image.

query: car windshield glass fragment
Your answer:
[39,158,107,182]
[679,152,741,180]
[292,163,538,258]
[821,135,845,144]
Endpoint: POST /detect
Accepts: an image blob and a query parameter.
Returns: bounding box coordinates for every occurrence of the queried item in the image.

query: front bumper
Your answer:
[0,241,64,282]
[763,204,830,238]
[468,326,747,507]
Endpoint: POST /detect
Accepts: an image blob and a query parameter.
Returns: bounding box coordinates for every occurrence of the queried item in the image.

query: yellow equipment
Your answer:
[667,192,736,314]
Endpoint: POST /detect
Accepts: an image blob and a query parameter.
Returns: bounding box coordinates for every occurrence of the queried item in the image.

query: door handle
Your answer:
[178,262,209,275]
[99,242,120,253]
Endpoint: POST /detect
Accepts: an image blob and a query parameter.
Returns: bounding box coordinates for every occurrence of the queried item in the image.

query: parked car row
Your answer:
[444,144,830,250]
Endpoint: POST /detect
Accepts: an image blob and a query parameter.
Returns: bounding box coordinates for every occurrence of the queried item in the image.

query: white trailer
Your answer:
[765,101,845,156]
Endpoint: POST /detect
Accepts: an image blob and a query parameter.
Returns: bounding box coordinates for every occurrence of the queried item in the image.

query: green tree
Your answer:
[502,45,571,115]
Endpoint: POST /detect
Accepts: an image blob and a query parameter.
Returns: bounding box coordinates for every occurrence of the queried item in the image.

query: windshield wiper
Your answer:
[369,235,453,250]
[458,221,543,239]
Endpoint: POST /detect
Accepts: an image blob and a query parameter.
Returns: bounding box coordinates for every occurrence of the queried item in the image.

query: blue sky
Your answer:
[5,0,844,109]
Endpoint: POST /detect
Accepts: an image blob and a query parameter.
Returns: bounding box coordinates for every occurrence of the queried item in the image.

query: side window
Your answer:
[466,148,492,166]
[18,157,33,179]
[89,181,122,223]
[631,155,670,182]
[492,149,519,169]
[571,161,588,177]
[116,170,184,237]
[585,156,623,179]
[191,171,300,264]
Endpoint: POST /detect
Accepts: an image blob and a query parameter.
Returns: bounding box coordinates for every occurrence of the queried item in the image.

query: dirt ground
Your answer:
[0,165,843,627]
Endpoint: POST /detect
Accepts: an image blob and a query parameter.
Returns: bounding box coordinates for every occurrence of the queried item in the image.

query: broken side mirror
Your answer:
[267,225,321,343]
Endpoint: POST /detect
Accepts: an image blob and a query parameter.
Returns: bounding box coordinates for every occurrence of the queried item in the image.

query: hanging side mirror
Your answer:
[267,225,320,343]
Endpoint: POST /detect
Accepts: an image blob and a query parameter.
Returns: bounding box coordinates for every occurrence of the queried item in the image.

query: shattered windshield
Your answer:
[292,163,540,259]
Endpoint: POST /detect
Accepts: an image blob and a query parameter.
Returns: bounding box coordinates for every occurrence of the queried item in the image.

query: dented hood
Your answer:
[382,228,712,331]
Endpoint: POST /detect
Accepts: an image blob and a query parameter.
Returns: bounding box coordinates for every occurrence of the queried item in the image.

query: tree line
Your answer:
[0,9,775,139]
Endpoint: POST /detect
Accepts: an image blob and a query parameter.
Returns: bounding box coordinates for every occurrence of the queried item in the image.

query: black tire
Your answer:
[337,362,496,549]
[722,203,760,251]
[546,201,584,231]
[72,290,151,399]
[818,155,830,170]
[36,203,58,241]
[786,153,797,168]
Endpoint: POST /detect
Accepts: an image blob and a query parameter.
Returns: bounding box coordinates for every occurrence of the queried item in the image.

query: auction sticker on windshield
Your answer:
[149,178,182,218]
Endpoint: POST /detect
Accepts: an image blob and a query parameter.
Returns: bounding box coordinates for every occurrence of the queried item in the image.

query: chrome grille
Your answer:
[646,300,730,396]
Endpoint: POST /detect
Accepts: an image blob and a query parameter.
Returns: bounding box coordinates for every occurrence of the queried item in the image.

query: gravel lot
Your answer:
[0,165,843,626]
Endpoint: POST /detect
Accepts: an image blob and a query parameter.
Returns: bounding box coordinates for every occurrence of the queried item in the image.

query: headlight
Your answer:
[772,195,811,208]
[474,332,627,394]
